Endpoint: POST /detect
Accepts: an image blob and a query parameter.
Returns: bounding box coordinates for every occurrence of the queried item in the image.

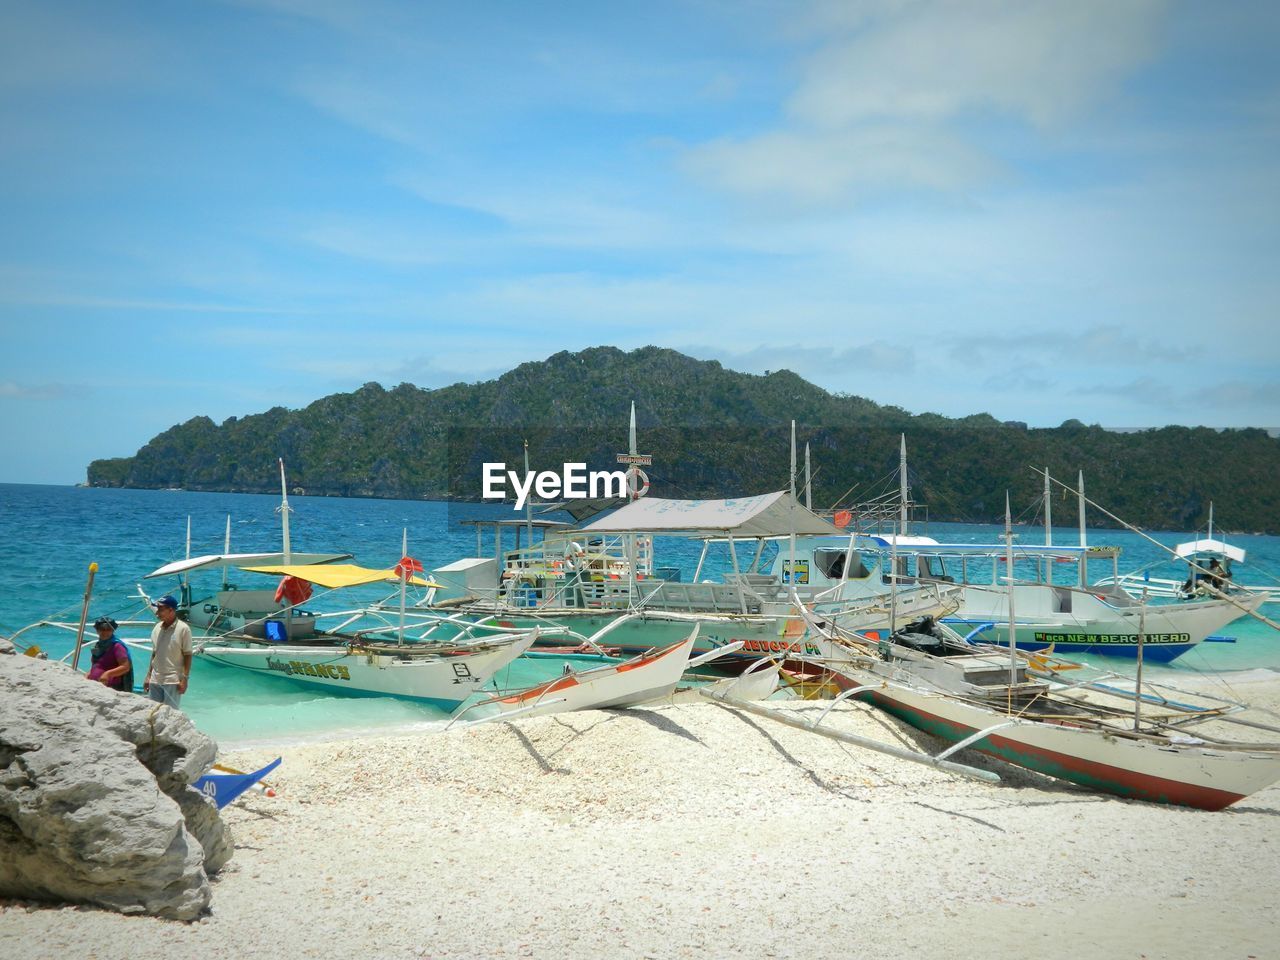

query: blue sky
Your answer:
[2,0,1278,484]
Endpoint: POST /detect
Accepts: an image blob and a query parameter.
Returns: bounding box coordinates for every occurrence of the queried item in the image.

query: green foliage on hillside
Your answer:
[85,346,1280,532]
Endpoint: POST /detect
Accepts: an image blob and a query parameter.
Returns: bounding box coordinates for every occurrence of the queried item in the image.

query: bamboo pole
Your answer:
[699,688,1001,783]
[70,562,98,673]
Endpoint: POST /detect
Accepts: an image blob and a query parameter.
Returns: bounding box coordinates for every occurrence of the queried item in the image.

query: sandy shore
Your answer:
[4,674,1280,960]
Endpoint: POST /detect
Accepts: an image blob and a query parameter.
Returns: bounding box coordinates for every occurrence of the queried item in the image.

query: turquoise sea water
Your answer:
[3,483,1278,747]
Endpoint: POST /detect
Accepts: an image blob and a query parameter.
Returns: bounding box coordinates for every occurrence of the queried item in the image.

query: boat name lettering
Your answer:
[266,657,351,680]
[739,639,817,655]
[1032,632,1191,645]
[452,662,479,684]
[482,462,628,511]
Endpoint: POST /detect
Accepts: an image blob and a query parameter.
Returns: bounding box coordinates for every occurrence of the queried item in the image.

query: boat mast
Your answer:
[278,458,293,564]
[889,517,898,635]
[277,458,294,636]
[899,434,909,536]
[1208,501,1214,543]
[1043,467,1052,584]
[1043,468,1052,547]
[184,515,192,600]
[1077,470,1086,588]
[222,514,231,591]
[399,527,409,644]
[804,442,812,511]
[789,420,797,591]
[1134,586,1147,731]
[523,439,534,559]
[1005,493,1017,707]
[626,405,637,601]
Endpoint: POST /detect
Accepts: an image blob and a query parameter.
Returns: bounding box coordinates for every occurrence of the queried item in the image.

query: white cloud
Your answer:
[686,341,916,378]
[790,0,1166,130]
[0,381,70,400]
[684,124,999,205]
[685,0,1168,206]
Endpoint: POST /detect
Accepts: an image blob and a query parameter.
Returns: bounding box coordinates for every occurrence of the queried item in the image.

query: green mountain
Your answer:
[86,346,1280,533]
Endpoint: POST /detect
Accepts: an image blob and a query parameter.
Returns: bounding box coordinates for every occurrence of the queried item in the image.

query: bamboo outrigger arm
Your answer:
[697,687,1001,784]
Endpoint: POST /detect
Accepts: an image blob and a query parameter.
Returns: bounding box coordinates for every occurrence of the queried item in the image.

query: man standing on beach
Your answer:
[144,595,193,708]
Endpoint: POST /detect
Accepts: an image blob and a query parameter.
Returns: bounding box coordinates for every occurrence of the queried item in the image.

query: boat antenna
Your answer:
[1208,501,1214,543]
[184,515,192,599]
[277,458,293,564]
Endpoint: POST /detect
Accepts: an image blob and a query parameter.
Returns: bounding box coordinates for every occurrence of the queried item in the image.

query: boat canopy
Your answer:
[241,563,439,589]
[144,552,352,579]
[579,492,841,538]
[856,535,1120,559]
[1175,538,1246,563]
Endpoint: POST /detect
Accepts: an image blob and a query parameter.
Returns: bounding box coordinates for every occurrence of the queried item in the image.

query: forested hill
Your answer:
[86,346,1280,533]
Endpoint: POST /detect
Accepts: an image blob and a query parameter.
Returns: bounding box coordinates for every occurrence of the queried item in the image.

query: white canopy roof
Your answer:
[144,552,352,579]
[1175,538,1246,563]
[579,492,841,538]
[859,534,942,548]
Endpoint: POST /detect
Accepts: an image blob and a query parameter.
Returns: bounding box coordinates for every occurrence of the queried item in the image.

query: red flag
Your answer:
[274,576,313,606]
[395,556,424,578]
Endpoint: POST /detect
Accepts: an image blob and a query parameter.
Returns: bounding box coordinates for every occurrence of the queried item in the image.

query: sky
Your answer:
[2,0,1278,484]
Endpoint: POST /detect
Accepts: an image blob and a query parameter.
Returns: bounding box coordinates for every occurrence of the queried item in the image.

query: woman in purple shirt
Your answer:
[87,617,134,692]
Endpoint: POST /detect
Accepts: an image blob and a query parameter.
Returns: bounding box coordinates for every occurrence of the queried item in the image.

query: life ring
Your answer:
[833,509,852,529]
[627,467,650,499]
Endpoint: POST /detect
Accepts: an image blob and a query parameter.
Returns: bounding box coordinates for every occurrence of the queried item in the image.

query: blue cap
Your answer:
[154,595,179,610]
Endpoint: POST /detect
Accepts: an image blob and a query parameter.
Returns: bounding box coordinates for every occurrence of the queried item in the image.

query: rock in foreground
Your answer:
[0,655,232,920]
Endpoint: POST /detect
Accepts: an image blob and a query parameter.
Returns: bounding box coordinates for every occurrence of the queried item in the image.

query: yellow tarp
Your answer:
[242,563,440,589]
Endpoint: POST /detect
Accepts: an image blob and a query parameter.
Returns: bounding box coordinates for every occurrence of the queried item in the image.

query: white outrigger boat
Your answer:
[7,462,544,706]
[857,534,1264,662]
[450,627,708,723]
[1095,504,1280,605]
[842,450,1266,661]
[423,492,960,666]
[790,506,1280,811]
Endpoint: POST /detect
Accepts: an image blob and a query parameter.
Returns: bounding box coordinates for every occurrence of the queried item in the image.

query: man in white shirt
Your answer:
[144,595,193,708]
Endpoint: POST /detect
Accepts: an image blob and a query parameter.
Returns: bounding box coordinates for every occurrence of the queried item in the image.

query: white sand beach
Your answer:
[4,676,1280,960]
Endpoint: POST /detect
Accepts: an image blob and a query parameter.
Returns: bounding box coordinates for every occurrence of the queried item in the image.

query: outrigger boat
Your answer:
[791,506,1280,811]
[858,534,1264,661]
[840,450,1265,661]
[450,627,710,723]
[1095,504,1280,605]
[423,492,961,667]
[161,556,544,706]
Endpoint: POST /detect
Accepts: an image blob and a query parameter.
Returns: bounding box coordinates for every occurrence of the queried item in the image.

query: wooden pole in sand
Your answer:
[70,562,98,673]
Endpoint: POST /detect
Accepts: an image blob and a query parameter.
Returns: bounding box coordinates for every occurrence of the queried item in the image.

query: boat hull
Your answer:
[192,636,535,707]
[481,632,698,719]
[946,590,1266,661]
[822,666,1280,810]
[458,586,953,665]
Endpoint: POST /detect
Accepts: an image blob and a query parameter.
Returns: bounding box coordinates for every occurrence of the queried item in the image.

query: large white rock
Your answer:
[0,655,232,919]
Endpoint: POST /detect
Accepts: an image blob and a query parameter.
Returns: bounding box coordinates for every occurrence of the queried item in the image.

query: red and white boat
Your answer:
[801,614,1280,811]
[454,628,704,723]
